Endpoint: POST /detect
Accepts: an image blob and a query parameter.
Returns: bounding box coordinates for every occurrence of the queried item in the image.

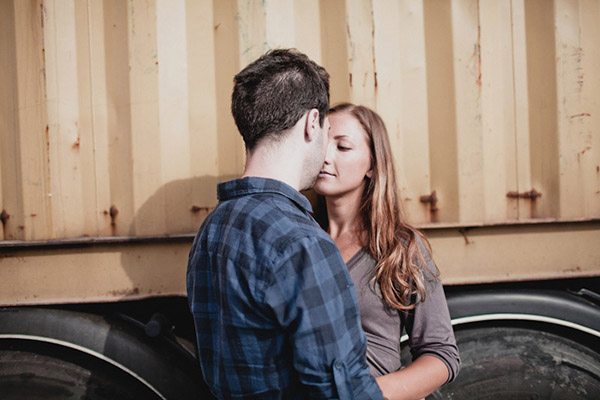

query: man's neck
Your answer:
[242,143,302,191]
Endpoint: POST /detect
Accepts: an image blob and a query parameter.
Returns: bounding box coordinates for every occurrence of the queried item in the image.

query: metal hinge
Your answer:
[420,190,439,211]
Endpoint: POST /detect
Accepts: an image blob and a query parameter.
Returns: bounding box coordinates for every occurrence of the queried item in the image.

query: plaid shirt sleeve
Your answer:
[263,235,384,399]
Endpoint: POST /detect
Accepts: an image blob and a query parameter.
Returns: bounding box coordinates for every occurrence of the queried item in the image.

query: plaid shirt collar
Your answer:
[217,176,313,214]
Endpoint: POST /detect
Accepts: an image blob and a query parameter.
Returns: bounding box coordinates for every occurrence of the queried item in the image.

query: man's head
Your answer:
[231,48,330,150]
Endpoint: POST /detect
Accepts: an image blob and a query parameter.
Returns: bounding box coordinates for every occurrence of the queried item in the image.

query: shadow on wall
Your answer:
[116,175,236,299]
[111,176,233,398]
[128,175,221,237]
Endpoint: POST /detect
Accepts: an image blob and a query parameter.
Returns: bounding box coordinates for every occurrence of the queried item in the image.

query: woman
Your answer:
[314,103,460,400]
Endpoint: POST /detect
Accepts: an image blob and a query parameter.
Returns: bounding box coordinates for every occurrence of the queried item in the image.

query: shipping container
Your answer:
[1,1,599,398]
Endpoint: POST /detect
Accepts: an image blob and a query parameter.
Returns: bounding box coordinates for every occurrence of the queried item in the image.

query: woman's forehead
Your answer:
[330,112,370,143]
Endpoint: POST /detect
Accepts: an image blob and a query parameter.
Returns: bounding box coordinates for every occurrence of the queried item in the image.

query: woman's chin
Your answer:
[313,178,332,192]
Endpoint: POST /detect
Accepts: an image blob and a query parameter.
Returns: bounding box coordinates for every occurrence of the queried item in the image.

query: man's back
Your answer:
[187,177,382,399]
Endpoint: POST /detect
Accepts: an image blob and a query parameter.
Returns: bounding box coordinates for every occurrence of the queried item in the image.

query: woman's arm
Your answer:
[376,355,448,400]
[378,239,460,400]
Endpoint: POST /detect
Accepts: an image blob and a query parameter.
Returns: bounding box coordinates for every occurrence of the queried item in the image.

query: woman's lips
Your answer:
[318,171,335,177]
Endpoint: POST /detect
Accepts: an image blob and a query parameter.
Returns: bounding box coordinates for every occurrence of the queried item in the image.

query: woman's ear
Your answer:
[366,158,374,178]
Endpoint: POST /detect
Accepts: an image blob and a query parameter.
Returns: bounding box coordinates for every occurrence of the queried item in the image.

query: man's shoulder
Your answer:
[214,192,318,230]
[201,192,332,251]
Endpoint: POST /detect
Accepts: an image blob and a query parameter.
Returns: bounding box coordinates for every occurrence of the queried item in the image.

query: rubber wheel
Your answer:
[0,307,213,400]
[0,339,159,400]
[401,323,600,399]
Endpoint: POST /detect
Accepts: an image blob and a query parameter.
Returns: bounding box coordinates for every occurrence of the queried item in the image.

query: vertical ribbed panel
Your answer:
[1,0,51,240]
[554,0,600,219]
[1,0,598,241]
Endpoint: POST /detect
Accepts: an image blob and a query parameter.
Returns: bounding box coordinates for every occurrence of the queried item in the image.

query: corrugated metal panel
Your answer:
[2,222,599,304]
[1,0,599,241]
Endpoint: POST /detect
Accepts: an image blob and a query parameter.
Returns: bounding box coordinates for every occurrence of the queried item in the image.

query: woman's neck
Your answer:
[325,188,366,261]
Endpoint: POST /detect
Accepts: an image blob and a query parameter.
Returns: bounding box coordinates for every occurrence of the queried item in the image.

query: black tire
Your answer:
[0,307,213,400]
[0,338,160,400]
[402,322,600,399]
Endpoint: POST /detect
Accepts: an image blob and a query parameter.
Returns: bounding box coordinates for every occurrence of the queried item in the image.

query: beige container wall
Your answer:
[1,0,599,242]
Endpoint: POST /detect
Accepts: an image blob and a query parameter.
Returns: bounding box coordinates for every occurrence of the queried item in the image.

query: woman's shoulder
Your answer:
[411,232,440,285]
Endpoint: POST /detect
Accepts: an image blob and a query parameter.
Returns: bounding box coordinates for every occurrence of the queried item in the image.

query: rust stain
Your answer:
[569,113,591,119]
[581,146,592,155]
[109,205,119,223]
[458,228,471,245]
[72,136,80,149]
[30,213,37,217]
[563,266,582,273]
[0,210,9,229]
[349,73,353,87]
[474,25,482,87]
[109,206,118,218]
[0,210,9,223]
[45,125,50,154]
[596,165,599,173]
[574,47,584,91]
[374,72,378,88]
[109,287,140,297]
[109,205,119,236]
[506,189,542,200]
[190,205,210,214]
[214,23,221,31]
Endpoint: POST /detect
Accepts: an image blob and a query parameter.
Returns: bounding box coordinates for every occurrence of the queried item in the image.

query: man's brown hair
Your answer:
[231,49,330,149]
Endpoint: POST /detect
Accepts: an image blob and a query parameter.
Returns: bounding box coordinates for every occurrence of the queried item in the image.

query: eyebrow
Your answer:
[333,134,349,140]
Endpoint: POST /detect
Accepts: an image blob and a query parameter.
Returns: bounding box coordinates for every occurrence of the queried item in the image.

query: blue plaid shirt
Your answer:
[187,177,383,399]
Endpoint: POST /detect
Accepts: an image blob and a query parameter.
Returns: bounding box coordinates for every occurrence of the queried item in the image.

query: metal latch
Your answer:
[420,191,439,211]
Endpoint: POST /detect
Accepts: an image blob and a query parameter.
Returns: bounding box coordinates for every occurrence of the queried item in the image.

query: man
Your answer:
[187,49,383,399]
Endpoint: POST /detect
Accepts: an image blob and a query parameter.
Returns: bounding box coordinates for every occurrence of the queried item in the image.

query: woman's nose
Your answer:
[324,143,335,164]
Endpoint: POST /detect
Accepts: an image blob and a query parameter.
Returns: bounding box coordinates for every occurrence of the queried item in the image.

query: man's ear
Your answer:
[304,109,320,142]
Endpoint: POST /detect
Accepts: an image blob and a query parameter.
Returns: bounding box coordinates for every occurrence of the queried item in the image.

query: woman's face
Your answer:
[314,111,372,198]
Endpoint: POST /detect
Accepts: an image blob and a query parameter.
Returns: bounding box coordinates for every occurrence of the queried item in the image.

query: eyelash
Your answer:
[338,146,351,151]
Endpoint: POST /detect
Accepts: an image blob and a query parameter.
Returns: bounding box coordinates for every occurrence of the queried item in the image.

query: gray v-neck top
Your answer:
[346,247,460,382]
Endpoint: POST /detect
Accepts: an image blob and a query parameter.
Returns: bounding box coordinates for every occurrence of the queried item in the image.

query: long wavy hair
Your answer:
[324,103,436,310]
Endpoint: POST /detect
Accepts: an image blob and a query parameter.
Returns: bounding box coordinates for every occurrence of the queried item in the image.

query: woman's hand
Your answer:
[375,355,448,400]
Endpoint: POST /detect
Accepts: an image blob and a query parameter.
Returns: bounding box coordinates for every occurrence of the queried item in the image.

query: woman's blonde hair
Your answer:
[327,103,436,310]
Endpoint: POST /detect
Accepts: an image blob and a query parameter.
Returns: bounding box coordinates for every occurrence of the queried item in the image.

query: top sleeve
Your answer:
[263,235,383,399]
[402,240,461,383]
